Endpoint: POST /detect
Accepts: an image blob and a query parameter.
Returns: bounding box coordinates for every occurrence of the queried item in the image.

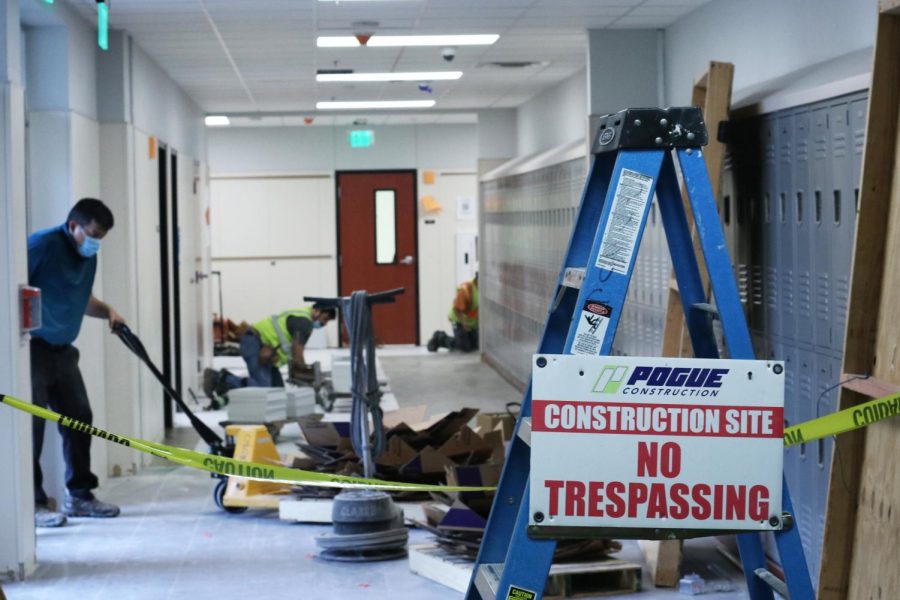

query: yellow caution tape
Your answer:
[0,394,495,492]
[783,391,900,447]
[5,390,899,487]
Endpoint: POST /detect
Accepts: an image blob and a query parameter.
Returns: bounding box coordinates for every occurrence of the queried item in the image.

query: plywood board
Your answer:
[819,6,900,599]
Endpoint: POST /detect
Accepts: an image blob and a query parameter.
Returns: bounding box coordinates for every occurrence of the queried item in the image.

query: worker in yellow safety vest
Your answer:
[427,274,479,353]
[203,303,336,397]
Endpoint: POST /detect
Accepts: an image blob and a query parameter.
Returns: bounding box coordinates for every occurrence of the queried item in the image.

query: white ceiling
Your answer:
[66,0,712,122]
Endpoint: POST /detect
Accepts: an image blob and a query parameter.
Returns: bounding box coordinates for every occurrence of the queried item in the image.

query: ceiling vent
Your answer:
[478,61,548,69]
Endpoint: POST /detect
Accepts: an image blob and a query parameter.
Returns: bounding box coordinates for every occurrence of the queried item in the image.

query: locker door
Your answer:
[762,116,781,343]
[777,113,797,343]
[829,101,854,357]
[811,105,833,352]
[793,110,815,345]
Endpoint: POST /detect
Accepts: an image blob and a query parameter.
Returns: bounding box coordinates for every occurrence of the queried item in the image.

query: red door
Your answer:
[337,171,419,344]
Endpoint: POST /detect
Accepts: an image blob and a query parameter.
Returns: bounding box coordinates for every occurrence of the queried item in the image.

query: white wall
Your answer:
[477,109,517,160]
[130,41,206,159]
[209,174,340,346]
[587,29,661,116]
[0,0,36,579]
[417,169,479,341]
[208,123,477,174]
[664,0,878,105]
[516,69,587,156]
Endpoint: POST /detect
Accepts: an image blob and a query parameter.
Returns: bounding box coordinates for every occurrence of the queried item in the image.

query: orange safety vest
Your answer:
[448,280,479,329]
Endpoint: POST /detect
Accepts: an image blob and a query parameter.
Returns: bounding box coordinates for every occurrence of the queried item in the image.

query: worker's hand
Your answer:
[258,345,276,366]
[107,308,126,332]
[289,362,311,380]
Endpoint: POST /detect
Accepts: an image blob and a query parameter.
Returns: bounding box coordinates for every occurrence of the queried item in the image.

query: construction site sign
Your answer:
[529,355,784,532]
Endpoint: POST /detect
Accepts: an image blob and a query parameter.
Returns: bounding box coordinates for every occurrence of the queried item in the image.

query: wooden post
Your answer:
[819,2,900,598]
[644,61,735,588]
[661,61,735,358]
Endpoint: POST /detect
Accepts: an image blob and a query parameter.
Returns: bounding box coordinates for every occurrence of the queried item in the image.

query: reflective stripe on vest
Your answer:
[253,306,314,366]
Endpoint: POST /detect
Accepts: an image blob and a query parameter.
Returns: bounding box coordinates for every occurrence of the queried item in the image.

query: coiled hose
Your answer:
[341,291,385,479]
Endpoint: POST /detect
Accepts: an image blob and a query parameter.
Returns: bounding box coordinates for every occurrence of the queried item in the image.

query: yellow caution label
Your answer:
[0,394,495,492]
[782,392,900,447]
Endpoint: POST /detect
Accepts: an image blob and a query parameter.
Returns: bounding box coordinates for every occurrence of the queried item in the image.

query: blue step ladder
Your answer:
[467,107,815,600]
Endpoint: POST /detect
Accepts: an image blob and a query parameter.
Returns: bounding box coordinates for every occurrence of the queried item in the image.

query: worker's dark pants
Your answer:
[31,339,99,505]
[451,323,479,353]
[222,330,284,390]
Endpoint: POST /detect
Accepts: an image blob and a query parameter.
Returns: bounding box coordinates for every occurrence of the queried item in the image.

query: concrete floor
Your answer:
[4,350,749,599]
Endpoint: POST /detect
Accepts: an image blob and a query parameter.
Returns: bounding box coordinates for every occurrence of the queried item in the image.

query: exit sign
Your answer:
[348,130,375,148]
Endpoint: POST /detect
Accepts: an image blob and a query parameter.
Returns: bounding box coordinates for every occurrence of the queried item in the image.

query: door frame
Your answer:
[334,169,421,346]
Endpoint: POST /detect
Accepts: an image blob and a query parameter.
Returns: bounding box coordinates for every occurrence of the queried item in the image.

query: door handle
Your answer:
[400,256,415,265]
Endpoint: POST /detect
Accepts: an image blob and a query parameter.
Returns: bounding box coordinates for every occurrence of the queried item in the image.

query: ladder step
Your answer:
[475,563,502,600]
[690,302,719,317]
[563,267,586,289]
[517,417,532,446]
[754,568,789,598]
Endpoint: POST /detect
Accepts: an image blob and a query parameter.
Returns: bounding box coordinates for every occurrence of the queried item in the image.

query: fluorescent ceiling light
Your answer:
[205,115,230,126]
[317,71,462,82]
[317,34,499,48]
[317,100,436,110]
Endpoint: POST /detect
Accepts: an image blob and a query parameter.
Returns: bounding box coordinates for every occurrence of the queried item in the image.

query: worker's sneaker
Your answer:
[202,368,221,399]
[35,505,67,528]
[63,495,120,518]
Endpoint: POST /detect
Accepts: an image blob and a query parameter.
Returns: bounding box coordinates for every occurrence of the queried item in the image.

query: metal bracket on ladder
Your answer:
[466,107,815,600]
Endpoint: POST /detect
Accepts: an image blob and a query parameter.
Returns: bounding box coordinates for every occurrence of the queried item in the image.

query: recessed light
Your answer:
[205,115,230,126]
[317,71,462,82]
[316,100,436,110]
[317,34,499,48]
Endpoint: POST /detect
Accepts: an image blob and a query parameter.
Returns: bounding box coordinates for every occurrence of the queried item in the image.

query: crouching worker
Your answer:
[427,274,479,353]
[204,304,336,397]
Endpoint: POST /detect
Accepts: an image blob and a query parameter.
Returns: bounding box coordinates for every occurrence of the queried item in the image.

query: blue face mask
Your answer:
[313,321,323,330]
[79,234,102,258]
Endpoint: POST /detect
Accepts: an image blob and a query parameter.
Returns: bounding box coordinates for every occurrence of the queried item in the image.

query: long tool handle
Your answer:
[113,323,223,449]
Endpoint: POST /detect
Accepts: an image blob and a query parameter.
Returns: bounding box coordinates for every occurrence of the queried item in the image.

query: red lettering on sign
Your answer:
[566,480,586,516]
[545,480,564,516]
[532,400,782,438]
[542,479,774,523]
[588,482,604,517]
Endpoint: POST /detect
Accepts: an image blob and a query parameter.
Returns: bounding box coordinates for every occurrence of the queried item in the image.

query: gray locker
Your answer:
[793,111,815,347]
[777,114,797,343]
[762,116,781,342]
[811,105,833,353]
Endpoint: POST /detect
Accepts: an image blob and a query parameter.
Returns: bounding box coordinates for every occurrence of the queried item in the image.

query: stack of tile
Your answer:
[227,387,287,423]
[286,387,316,419]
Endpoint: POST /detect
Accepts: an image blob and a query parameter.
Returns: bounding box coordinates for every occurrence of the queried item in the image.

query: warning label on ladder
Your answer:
[572,300,612,355]
[596,169,654,275]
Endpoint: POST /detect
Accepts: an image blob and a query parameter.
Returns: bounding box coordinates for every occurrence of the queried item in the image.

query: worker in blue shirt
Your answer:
[28,198,125,528]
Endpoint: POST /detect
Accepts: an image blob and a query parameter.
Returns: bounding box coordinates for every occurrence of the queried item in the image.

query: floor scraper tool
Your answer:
[304,288,410,561]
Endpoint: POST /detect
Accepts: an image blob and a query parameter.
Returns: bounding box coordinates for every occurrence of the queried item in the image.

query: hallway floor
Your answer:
[4,350,748,600]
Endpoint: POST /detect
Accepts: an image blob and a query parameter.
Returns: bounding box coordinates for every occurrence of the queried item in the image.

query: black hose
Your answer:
[342,291,385,479]
[113,323,224,449]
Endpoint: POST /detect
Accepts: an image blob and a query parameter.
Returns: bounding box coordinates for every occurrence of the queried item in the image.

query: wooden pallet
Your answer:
[409,544,641,597]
